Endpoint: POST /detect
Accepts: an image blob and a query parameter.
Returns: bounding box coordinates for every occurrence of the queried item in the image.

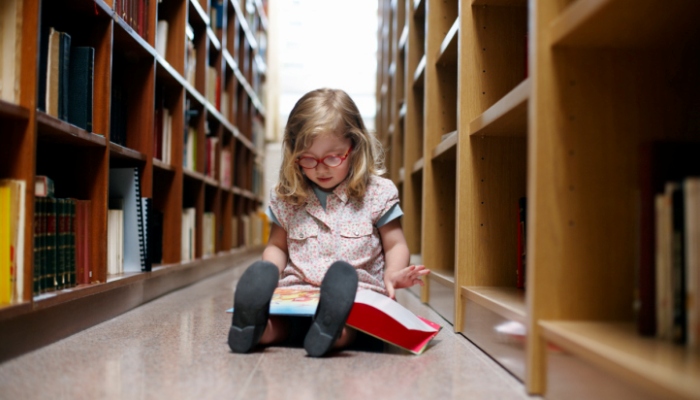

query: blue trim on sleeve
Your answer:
[376,203,403,228]
[266,206,282,227]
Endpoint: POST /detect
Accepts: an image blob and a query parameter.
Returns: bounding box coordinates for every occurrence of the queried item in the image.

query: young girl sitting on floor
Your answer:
[229,88,429,357]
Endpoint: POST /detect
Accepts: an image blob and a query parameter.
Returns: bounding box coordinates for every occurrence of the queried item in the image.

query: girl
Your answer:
[229,88,429,357]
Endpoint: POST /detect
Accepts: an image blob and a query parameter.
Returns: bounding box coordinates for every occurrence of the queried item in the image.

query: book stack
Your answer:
[114,0,150,40]
[33,176,92,296]
[39,27,95,132]
[0,179,25,304]
[638,142,700,350]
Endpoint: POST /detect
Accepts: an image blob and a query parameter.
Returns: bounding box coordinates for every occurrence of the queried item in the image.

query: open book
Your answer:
[228,288,441,354]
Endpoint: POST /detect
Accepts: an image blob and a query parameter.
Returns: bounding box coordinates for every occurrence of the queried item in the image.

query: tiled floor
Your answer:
[0,253,537,399]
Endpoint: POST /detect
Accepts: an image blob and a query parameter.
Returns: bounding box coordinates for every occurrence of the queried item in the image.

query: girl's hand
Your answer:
[384,265,430,299]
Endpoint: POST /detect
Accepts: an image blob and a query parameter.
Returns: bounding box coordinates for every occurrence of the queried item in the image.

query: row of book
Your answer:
[115,0,151,40]
[107,168,161,276]
[31,176,92,295]
[637,141,700,350]
[653,177,699,348]
[154,102,174,164]
[38,27,95,132]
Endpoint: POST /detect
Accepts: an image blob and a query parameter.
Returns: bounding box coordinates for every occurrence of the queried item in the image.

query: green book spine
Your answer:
[33,197,42,295]
[45,197,57,292]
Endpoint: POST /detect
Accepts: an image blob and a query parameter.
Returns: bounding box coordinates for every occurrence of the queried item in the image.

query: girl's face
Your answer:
[298,133,353,191]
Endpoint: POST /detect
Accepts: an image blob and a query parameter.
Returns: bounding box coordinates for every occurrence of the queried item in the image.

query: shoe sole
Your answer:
[228,261,279,353]
[304,261,358,357]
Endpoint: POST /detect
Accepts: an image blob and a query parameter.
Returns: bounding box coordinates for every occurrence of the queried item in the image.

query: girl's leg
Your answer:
[333,326,357,349]
[304,261,358,357]
[228,261,279,353]
[259,316,291,345]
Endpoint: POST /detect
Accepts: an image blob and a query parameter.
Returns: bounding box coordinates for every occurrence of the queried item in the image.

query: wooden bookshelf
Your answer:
[0,0,268,361]
[378,0,700,397]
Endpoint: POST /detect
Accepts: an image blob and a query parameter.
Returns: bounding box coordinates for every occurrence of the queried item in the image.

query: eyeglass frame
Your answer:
[295,145,353,169]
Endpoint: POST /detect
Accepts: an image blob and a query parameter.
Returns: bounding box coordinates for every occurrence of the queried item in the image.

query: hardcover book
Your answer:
[228,288,441,354]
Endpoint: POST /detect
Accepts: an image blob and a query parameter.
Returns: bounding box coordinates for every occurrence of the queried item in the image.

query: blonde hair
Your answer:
[276,88,385,205]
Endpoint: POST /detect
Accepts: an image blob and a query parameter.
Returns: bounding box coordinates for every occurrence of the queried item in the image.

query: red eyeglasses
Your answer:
[296,146,353,169]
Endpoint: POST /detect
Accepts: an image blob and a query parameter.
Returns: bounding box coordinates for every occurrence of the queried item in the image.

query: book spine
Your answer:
[68,199,76,288]
[0,187,10,304]
[45,197,57,292]
[58,32,71,121]
[672,184,687,344]
[33,197,42,295]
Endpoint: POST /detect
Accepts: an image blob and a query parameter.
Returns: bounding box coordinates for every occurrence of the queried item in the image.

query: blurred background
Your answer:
[263,0,379,205]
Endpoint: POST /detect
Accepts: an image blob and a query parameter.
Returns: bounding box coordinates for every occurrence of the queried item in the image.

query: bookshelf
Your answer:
[378,0,700,397]
[0,0,268,361]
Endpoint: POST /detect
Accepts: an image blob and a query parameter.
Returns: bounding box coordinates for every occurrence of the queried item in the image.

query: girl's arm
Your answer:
[379,219,430,298]
[262,223,289,274]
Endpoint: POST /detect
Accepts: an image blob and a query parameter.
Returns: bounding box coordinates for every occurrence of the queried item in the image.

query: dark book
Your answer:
[149,208,164,264]
[33,197,43,295]
[517,197,527,289]
[67,46,95,132]
[637,141,700,336]
[56,198,67,290]
[671,184,687,344]
[58,31,71,121]
[45,197,57,292]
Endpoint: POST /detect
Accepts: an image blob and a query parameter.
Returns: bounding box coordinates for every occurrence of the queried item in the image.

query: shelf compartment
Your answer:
[428,270,455,324]
[461,286,527,380]
[539,321,700,400]
[550,0,700,48]
[463,286,526,323]
[470,78,529,137]
[37,112,107,147]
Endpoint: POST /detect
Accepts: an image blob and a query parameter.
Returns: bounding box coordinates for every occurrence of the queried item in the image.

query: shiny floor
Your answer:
[0,253,537,400]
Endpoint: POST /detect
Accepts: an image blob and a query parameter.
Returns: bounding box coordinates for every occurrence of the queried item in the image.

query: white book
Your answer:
[155,20,168,58]
[162,109,172,164]
[107,209,124,275]
[685,177,700,349]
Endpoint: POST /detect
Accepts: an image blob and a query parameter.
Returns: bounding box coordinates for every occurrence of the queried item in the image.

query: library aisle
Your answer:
[0,251,535,400]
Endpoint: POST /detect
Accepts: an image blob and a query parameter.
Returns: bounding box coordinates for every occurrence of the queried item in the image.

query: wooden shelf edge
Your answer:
[437,17,459,65]
[109,142,147,162]
[153,158,175,172]
[411,157,424,175]
[37,112,108,147]
[0,100,30,120]
[472,0,527,6]
[398,25,409,52]
[462,286,526,323]
[469,78,530,137]
[229,0,258,51]
[413,55,426,86]
[539,321,700,400]
[429,269,455,287]
[549,0,610,47]
[432,130,458,160]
